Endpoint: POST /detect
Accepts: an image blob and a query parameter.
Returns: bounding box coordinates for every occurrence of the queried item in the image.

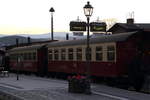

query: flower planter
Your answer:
[68,75,91,94]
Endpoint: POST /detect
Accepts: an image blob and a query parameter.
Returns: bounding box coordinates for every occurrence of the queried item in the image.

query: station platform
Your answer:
[0,74,150,100]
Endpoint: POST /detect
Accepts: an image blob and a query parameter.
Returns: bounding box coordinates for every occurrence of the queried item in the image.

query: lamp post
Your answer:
[16,38,19,80]
[49,7,55,40]
[83,1,93,94]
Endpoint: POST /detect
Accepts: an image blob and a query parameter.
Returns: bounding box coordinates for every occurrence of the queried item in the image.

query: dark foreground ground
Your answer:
[0,74,150,100]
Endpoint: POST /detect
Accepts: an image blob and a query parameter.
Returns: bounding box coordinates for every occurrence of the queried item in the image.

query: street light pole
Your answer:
[86,17,90,78]
[49,7,55,40]
[83,1,93,94]
[16,38,19,80]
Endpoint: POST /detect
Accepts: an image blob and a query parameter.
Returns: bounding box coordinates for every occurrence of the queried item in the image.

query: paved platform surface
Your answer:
[0,74,150,100]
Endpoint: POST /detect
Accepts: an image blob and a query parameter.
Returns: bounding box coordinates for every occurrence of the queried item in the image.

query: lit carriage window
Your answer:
[33,52,36,60]
[85,48,91,61]
[54,49,59,60]
[10,54,14,60]
[26,53,29,60]
[107,46,115,61]
[12,54,14,60]
[30,53,33,60]
[68,48,73,60]
[10,54,13,60]
[61,49,66,60]
[24,53,27,60]
[9,54,12,60]
[20,53,24,61]
[76,48,82,60]
[48,49,53,60]
[96,46,103,61]
[28,53,32,60]
[13,54,15,60]
[14,54,17,61]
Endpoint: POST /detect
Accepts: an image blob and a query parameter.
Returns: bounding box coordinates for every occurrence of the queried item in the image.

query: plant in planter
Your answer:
[68,75,89,93]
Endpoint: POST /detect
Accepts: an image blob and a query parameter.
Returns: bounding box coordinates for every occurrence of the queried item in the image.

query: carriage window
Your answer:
[20,53,24,61]
[54,49,59,60]
[33,52,36,60]
[76,48,82,60]
[27,53,30,60]
[28,53,32,60]
[61,49,66,60]
[85,48,91,61]
[15,54,18,61]
[13,54,16,60]
[96,46,103,61]
[68,48,73,60]
[48,49,53,60]
[24,53,27,60]
[107,46,115,61]
[10,54,13,60]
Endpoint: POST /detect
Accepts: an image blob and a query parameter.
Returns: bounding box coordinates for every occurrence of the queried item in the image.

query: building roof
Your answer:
[108,23,150,32]
[47,31,137,47]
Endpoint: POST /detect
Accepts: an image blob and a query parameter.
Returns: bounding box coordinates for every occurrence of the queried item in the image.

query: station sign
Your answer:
[90,22,106,32]
[70,21,86,31]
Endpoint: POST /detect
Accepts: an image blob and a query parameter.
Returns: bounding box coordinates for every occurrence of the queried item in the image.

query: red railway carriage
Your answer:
[47,31,150,78]
[6,31,150,90]
[7,31,150,79]
[0,50,5,70]
[8,44,48,75]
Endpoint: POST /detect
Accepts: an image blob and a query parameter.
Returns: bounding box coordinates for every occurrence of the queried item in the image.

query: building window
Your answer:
[61,49,66,60]
[68,48,73,60]
[85,48,91,61]
[48,49,53,60]
[54,49,59,60]
[76,48,82,60]
[96,46,103,61]
[107,46,115,61]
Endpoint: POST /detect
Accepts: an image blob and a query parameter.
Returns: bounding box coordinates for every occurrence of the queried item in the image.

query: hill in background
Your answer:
[0,35,48,46]
[0,32,74,46]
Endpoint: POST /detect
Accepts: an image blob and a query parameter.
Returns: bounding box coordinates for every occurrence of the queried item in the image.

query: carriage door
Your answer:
[37,46,48,76]
[141,32,150,75]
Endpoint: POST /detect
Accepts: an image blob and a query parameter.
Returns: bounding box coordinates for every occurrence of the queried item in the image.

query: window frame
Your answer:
[76,48,82,61]
[107,45,116,62]
[96,46,103,61]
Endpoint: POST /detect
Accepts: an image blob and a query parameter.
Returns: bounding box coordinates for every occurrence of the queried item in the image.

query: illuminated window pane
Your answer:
[96,46,103,61]
[61,49,66,60]
[85,48,91,61]
[107,46,115,61]
[68,48,73,60]
[76,48,82,60]
[54,49,59,60]
[48,49,53,60]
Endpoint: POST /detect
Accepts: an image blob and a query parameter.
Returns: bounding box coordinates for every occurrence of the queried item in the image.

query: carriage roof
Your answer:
[8,44,46,52]
[47,31,137,47]
[8,31,138,52]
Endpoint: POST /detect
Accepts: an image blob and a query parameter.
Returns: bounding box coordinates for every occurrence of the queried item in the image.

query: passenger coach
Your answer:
[7,31,150,86]
[47,31,150,78]
[8,44,48,75]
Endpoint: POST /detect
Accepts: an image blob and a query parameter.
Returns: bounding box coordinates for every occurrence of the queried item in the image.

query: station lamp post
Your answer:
[49,7,55,40]
[83,1,93,94]
[16,38,19,80]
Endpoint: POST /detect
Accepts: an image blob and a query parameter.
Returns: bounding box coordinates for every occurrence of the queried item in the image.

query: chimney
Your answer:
[27,37,31,44]
[66,33,69,40]
[127,18,134,24]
